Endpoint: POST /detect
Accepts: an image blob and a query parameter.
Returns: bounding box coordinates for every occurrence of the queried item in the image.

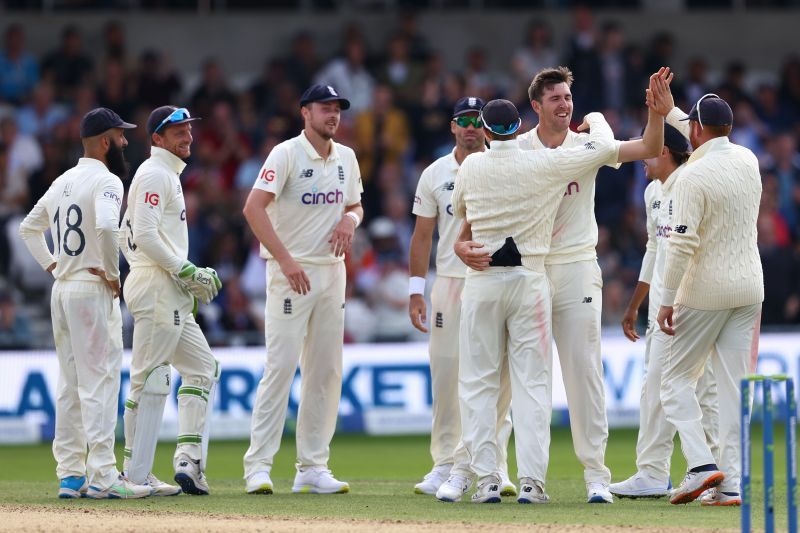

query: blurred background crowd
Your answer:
[1,2,799,349]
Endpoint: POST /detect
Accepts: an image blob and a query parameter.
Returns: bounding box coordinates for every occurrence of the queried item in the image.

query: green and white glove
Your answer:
[176,261,222,304]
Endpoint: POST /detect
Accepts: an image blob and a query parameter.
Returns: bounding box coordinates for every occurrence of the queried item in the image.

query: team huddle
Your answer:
[19,63,763,505]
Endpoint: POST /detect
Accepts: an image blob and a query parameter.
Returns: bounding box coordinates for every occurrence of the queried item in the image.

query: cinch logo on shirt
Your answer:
[144,192,159,206]
[104,191,121,205]
[301,188,344,205]
[446,204,453,216]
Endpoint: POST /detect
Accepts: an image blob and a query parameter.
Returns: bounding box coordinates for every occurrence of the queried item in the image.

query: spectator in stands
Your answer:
[197,101,251,189]
[565,4,603,118]
[758,214,800,325]
[102,20,127,63]
[716,61,756,108]
[134,50,182,108]
[15,82,69,140]
[395,11,431,62]
[354,85,411,182]
[191,58,238,120]
[598,21,627,112]
[510,20,557,105]
[644,32,674,80]
[314,34,375,113]
[756,83,793,134]
[0,24,39,105]
[96,57,135,122]
[764,132,800,238]
[249,58,289,117]
[0,289,31,349]
[1,116,42,215]
[679,57,711,110]
[285,31,320,91]
[778,56,800,119]
[378,34,425,107]
[41,25,93,101]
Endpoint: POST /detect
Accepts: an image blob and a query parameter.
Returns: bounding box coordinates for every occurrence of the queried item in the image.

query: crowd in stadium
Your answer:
[1,9,799,348]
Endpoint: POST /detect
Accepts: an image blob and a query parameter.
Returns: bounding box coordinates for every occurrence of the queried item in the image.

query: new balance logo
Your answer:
[283,298,292,314]
[652,200,661,210]
[174,310,180,325]
[299,169,314,178]
[675,225,687,234]
[584,141,596,150]
[435,312,443,328]
[442,182,455,191]
[582,297,593,303]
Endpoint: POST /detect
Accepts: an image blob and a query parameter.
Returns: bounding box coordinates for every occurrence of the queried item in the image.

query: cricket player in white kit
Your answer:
[655,91,763,506]
[242,84,363,495]
[121,105,222,497]
[610,120,720,499]
[504,66,668,503]
[408,97,515,498]
[19,108,151,499]
[446,99,623,504]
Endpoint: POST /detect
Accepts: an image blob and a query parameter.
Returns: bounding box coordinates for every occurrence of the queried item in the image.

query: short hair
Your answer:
[668,148,689,167]
[704,124,733,138]
[528,66,574,103]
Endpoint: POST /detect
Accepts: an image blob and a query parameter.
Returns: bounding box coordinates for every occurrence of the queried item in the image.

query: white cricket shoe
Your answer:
[517,477,549,504]
[86,474,152,499]
[174,454,210,495]
[669,469,724,505]
[146,472,182,496]
[292,467,349,494]
[609,471,671,499]
[414,464,452,495]
[436,473,471,502]
[587,482,613,503]
[246,471,274,494]
[499,473,517,497]
[471,475,501,503]
[700,488,742,506]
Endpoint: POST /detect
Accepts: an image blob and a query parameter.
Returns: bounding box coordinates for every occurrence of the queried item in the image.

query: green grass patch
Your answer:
[0,427,793,529]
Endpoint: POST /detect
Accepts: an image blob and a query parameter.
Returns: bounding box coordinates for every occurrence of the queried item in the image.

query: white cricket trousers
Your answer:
[546,260,610,484]
[123,266,217,466]
[51,278,122,490]
[429,276,513,473]
[661,303,761,493]
[244,261,346,477]
[636,324,719,482]
[459,267,552,482]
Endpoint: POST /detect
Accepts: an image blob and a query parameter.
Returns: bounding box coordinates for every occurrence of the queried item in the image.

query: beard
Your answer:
[311,120,336,141]
[106,141,130,179]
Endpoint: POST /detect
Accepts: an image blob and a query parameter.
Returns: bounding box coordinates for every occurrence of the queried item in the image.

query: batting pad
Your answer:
[128,364,171,484]
[200,359,221,472]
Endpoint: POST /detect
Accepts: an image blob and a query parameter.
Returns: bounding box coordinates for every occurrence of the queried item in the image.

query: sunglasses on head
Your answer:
[454,115,483,129]
[154,107,191,134]
[482,118,522,136]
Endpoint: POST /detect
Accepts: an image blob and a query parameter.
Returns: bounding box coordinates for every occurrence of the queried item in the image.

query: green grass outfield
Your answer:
[0,427,793,530]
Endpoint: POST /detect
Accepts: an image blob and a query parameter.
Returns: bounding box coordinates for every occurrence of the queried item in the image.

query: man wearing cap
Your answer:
[652,86,763,505]
[456,67,669,504]
[19,108,151,499]
[242,84,363,495]
[408,96,515,499]
[120,105,221,496]
[450,99,619,504]
[610,121,720,500]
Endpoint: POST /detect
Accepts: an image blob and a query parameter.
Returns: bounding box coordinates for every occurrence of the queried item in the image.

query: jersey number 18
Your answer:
[53,204,86,256]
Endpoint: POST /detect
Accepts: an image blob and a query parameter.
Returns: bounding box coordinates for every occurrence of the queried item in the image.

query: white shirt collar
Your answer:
[299,130,340,162]
[150,146,187,174]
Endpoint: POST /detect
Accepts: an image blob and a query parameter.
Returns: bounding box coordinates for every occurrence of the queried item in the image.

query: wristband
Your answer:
[345,211,361,227]
[409,276,426,296]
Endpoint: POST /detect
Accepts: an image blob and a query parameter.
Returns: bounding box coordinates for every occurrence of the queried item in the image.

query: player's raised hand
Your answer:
[409,294,428,333]
[279,255,311,295]
[329,214,356,257]
[454,240,491,271]
[657,304,675,336]
[647,67,675,117]
[621,307,640,342]
[576,115,592,132]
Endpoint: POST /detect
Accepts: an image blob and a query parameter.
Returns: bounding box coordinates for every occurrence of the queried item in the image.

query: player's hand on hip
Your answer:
[621,307,640,341]
[455,240,491,271]
[409,294,428,333]
[329,215,356,257]
[88,267,121,298]
[279,256,311,295]
[657,305,675,336]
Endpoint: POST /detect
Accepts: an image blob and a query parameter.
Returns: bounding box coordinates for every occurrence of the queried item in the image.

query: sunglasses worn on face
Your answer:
[454,115,483,129]
[154,107,191,134]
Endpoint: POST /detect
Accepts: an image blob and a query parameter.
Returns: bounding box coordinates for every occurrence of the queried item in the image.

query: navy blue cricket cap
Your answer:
[681,93,733,127]
[453,96,485,118]
[147,106,201,136]
[480,99,521,136]
[80,107,136,138]
[299,84,351,110]
[634,123,689,153]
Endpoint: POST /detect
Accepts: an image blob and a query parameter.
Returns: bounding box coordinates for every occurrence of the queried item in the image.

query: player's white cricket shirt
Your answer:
[19,157,123,281]
[639,165,685,323]
[518,126,620,265]
[452,113,619,273]
[121,146,188,274]
[412,148,468,278]
[252,130,362,264]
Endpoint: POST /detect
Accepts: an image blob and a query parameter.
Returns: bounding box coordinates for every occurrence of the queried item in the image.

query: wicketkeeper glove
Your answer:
[175,261,222,304]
